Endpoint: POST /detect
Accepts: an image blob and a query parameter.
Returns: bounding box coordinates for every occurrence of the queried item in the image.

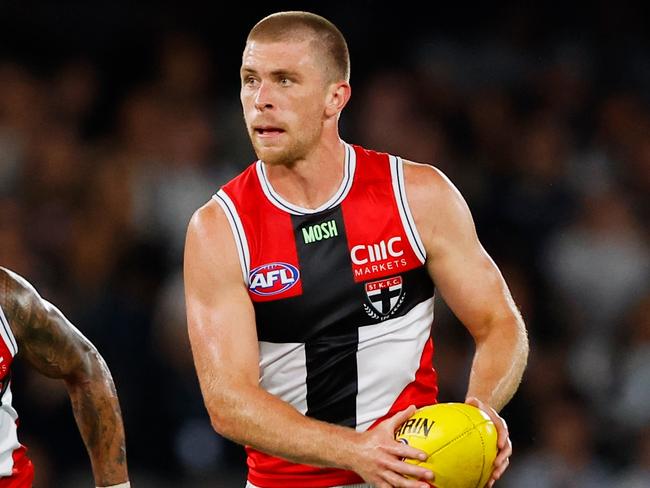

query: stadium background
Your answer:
[0,1,648,486]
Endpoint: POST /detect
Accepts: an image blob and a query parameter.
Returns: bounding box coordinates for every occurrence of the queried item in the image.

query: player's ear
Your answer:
[324,81,351,118]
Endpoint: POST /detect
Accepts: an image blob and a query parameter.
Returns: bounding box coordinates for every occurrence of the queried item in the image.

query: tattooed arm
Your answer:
[0,267,129,487]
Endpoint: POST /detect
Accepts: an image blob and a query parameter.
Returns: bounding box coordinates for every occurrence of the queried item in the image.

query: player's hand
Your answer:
[350,405,434,488]
[466,397,511,487]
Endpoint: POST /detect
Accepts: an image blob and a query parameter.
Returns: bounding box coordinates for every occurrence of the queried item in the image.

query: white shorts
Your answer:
[246,483,371,488]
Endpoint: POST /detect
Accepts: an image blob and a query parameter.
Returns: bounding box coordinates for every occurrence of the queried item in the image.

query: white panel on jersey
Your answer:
[355,298,434,432]
[0,385,20,476]
[213,190,251,284]
[0,306,17,357]
[258,341,308,415]
[389,155,426,264]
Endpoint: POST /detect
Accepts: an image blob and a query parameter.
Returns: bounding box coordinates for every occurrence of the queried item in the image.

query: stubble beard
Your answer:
[249,124,322,167]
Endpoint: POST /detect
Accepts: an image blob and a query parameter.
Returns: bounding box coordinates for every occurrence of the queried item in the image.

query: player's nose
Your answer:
[254,82,275,111]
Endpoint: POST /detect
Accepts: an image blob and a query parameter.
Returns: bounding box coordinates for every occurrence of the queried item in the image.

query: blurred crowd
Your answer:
[0,3,649,487]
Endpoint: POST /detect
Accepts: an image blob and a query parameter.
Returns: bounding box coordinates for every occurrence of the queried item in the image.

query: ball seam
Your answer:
[434,404,490,488]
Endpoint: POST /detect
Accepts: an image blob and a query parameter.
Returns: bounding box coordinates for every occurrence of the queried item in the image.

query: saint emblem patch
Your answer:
[363,275,405,319]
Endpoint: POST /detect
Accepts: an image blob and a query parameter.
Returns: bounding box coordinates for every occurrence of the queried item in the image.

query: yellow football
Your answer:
[395,403,498,488]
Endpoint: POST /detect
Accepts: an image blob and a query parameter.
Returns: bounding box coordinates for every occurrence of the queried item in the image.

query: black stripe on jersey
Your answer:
[395,158,426,259]
[254,207,362,344]
[293,207,358,426]
[253,206,435,427]
[254,206,360,426]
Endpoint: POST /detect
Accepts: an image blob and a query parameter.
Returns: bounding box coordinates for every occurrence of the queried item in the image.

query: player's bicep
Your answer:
[1,268,91,379]
[404,164,514,339]
[429,227,511,340]
[184,201,259,392]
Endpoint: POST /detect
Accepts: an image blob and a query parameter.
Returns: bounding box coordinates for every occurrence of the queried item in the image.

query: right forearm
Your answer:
[209,383,359,469]
[66,354,128,486]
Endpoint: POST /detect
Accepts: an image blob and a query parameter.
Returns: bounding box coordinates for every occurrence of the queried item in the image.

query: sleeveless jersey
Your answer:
[0,305,33,487]
[215,143,438,488]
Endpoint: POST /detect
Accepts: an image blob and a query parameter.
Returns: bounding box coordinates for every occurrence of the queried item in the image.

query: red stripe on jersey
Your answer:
[368,338,438,430]
[0,445,33,487]
[341,146,422,283]
[222,164,303,302]
[246,449,363,488]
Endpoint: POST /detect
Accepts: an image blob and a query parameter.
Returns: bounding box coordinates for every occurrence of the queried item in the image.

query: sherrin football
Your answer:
[395,403,498,488]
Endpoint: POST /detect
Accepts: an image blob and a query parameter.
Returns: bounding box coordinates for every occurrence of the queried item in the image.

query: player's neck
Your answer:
[263,139,347,211]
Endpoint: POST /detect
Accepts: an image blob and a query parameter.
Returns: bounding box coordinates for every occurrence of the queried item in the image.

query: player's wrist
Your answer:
[336,430,366,471]
[97,482,130,488]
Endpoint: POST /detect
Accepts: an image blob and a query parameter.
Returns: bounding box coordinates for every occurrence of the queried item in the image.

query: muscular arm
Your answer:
[404,162,529,411]
[185,201,431,487]
[185,201,358,465]
[0,268,128,487]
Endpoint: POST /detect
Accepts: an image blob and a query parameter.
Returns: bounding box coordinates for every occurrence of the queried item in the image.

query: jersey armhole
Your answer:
[212,190,251,285]
[389,155,427,264]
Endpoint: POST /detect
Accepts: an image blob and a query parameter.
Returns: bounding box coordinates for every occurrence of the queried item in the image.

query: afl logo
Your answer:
[249,262,300,296]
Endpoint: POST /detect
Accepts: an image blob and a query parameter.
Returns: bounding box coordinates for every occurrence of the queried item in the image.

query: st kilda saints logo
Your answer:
[363,275,405,320]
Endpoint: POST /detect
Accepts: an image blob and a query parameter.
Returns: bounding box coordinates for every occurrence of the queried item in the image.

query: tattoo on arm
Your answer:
[0,267,129,485]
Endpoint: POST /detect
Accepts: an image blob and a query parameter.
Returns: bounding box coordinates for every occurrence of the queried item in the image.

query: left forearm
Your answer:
[66,353,128,486]
[466,318,528,411]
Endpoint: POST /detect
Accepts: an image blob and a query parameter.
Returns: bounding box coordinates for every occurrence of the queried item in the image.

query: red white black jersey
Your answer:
[0,304,33,486]
[215,143,438,488]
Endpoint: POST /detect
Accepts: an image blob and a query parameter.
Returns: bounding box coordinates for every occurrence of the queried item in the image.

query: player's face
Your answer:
[240,39,330,166]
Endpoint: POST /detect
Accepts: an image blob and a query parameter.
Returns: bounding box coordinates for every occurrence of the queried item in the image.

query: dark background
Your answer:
[0,1,648,486]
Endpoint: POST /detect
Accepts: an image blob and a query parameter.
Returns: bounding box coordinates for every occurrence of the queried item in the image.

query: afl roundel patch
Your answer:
[249,262,301,296]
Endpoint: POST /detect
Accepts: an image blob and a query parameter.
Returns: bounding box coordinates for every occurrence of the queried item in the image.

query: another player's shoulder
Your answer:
[0,267,41,329]
[0,266,16,287]
[0,266,11,290]
[0,267,36,302]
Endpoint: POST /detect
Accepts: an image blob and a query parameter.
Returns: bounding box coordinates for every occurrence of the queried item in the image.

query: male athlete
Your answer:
[185,11,528,488]
[0,267,129,487]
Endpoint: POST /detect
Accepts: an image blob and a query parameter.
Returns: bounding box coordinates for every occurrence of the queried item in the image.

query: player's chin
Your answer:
[255,147,291,166]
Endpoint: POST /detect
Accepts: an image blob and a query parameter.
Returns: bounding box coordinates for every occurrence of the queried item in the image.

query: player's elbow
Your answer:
[490,314,529,370]
[474,311,528,360]
[208,411,230,437]
[205,401,240,441]
[198,384,238,437]
[202,385,255,442]
[65,345,114,392]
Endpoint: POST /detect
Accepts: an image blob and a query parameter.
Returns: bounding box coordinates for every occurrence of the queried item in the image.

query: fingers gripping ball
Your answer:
[395,403,498,488]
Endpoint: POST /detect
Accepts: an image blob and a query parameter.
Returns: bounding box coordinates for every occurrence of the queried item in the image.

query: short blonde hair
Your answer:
[247,11,350,83]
